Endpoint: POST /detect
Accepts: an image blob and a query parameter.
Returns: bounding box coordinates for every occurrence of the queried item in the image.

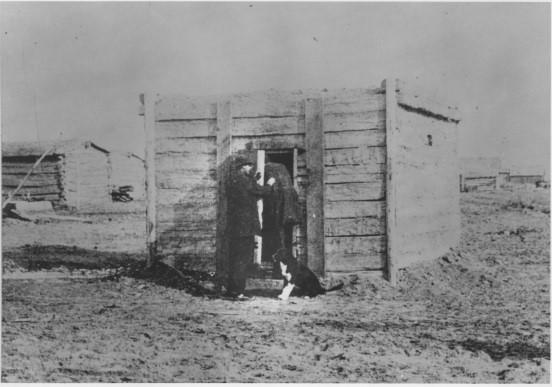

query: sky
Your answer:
[1,2,550,174]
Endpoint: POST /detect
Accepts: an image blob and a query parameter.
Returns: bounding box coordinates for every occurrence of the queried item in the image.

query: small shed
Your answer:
[459,157,501,191]
[2,140,111,211]
[140,79,461,282]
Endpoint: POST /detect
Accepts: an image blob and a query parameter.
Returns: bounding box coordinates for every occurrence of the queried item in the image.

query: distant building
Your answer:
[2,140,146,212]
[459,157,501,192]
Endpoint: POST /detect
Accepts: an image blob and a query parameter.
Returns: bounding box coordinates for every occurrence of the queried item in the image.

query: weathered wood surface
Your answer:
[156,172,216,189]
[155,137,216,155]
[2,162,60,174]
[157,218,216,233]
[325,165,385,182]
[390,101,460,270]
[325,235,386,271]
[156,153,216,172]
[325,130,385,149]
[156,120,217,139]
[325,200,385,219]
[396,79,461,122]
[324,110,385,132]
[157,202,217,224]
[157,187,217,204]
[2,174,60,187]
[325,217,385,236]
[325,147,385,166]
[232,134,305,152]
[233,116,305,136]
[2,184,61,194]
[148,88,384,120]
[144,92,157,265]
[215,100,233,283]
[325,181,385,201]
[305,98,325,275]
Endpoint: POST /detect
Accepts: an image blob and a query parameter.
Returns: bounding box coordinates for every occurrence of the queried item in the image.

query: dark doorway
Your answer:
[260,150,297,275]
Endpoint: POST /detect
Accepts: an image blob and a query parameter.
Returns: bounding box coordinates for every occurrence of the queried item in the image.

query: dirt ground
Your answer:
[1,187,550,382]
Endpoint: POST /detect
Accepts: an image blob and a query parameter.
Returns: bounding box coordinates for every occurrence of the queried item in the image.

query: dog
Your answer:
[271,248,343,300]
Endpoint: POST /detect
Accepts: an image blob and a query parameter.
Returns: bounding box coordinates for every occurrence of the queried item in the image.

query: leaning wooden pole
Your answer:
[2,144,57,210]
[143,92,157,268]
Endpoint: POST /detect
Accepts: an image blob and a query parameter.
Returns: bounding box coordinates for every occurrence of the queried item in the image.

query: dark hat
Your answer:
[234,156,254,169]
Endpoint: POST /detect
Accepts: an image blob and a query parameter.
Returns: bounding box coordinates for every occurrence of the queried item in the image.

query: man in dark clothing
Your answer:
[226,156,275,298]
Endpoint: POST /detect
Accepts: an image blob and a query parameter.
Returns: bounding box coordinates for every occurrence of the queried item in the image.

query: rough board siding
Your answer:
[155,118,218,270]
[323,91,387,272]
[392,105,460,267]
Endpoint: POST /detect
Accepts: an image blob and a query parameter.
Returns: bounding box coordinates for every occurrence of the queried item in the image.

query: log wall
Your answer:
[2,155,64,203]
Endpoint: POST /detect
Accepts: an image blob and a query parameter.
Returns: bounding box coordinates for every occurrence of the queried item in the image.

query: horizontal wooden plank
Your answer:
[156,120,217,139]
[157,242,216,256]
[2,163,60,174]
[157,218,217,233]
[326,235,386,255]
[154,91,304,120]
[325,236,386,271]
[325,217,385,236]
[154,95,217,120]
[325,130,385,149]
[325,181,385,201]
[156,153,216,171]
[325,200,385,219]
[158,229,216,243]
[325,147,385,166]
[11,193,61,201]
[150,88,385,120]
[157,204,217,224]
[233,116,304,136]
[155,137,216,155]
[325,165,385,183]
[2,174,60,186]
[324,110,385,132]
[157,187,217,205]
[232,134,305,152]
[323,90,385,114]
[156,172,216,189]
[4,185,62,195]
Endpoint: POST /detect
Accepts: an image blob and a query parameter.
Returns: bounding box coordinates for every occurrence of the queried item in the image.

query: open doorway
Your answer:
[260,149,297,274]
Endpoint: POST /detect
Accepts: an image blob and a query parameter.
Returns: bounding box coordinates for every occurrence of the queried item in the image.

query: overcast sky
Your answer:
[1,2,549,173]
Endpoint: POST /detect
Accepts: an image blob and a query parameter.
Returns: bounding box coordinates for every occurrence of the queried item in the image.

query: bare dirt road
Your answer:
[2,187,549,382]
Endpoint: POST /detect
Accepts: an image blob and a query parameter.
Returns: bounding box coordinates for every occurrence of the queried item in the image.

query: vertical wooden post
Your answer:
[305,98,325,276]
[144,92,157,268]
[292,148,299,258]
[459,174,465,192]
[384,78,398,286]
[215,100,232,286]
[254,150,265,265]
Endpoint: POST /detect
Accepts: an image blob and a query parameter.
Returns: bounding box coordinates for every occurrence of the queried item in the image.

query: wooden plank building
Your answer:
[140,78,461,281]
[459,157,501,192]
[2,140,111,211]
